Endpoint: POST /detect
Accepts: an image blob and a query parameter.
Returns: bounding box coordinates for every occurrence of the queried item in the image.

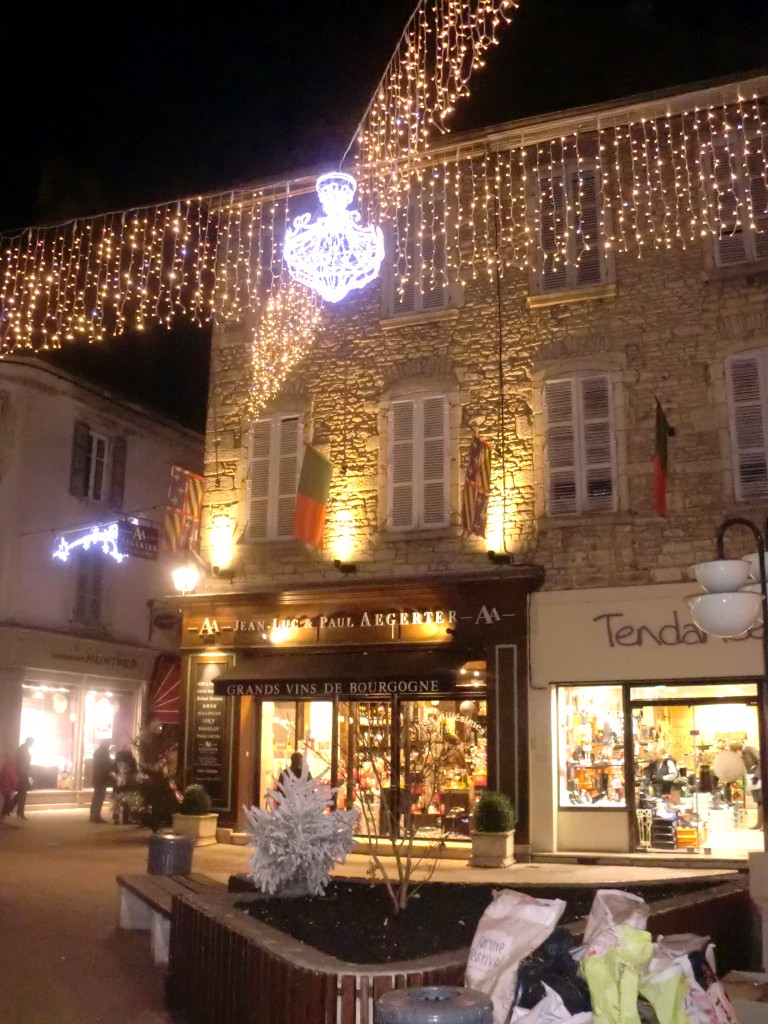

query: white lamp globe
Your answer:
[172,563,200,596]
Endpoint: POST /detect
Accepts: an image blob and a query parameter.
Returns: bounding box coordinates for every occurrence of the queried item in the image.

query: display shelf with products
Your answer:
[558,685,626,808]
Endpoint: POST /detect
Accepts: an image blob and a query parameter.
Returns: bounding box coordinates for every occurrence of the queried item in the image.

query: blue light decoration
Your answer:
[283,172,385,304]
[52,522,127,564]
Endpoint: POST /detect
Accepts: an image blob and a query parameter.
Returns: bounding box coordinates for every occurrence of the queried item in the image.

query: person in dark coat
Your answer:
[112,743,138,824]
[0,754,19,817]
[13,737,34,820]
[278,751,310,790]
[89,740,115,823]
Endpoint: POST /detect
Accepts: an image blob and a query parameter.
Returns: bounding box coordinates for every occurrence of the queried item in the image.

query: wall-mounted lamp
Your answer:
[487,550,514,566]
[333,558,357,576]
[172,563,201,595]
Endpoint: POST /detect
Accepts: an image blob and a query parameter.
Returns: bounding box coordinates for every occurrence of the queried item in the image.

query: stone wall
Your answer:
[200,180,768,595]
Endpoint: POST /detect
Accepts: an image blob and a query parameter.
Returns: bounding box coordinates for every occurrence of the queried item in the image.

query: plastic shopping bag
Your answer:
[580,890,650,960]
[466,889,567,1024]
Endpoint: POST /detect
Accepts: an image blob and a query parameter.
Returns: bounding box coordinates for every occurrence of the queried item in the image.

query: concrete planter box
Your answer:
[172,813,219,847]
[468,830,515,868]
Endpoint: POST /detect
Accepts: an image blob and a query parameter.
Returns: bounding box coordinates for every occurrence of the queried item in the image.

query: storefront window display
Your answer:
[558,685,625,808]
[256,694,488,839]
[631,682,761,854]
[81,689,136,788]
[20,684,77,790]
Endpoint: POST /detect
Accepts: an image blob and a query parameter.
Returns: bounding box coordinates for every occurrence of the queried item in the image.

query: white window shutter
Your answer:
[421,199,448,312]
[276,416,300,537]
[392,207,417,316]
[574,169,603,287]
[390,400,415,529]
[541,175,568,292]
[713,141,748,266]
[545,379,578,514]
[579,376,614,512]
[421,396,448,527]
[748,150,768,261]
[727,353,768,499]
[248,421,272,540]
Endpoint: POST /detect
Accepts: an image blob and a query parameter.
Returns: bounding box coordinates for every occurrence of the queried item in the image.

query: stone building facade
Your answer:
[179,73,768,856]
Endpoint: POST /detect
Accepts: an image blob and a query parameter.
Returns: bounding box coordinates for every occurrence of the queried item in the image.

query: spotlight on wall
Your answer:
[212,565,236,583]
[333,558,357,576]
[487,550,514,566]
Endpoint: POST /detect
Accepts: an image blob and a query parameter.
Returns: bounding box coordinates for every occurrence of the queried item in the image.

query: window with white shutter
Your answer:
[532,164,609,295]
[726,349,768,500]
[385,201,451,318]
[711,137,768,267]
[388,395,449,530]
[247,414,302,540]
[544,374,616,515]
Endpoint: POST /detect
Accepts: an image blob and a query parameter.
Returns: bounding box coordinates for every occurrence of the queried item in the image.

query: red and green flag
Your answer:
[293,445,333,548]
[653,399,674,517]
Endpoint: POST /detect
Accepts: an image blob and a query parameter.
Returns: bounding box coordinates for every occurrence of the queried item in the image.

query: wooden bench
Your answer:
[117,873,225,965]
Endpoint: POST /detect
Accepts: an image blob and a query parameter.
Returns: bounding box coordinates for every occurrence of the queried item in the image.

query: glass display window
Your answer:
[558,685,625,808]
[82,688,137,787]
[20,684,77,790]
[399,698,488,838]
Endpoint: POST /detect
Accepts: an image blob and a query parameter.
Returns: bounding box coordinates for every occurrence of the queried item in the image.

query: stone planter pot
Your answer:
[172,812,219,847]
[468,830,515,868]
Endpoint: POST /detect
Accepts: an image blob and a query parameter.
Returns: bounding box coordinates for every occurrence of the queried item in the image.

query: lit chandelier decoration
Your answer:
[283,172,384,303]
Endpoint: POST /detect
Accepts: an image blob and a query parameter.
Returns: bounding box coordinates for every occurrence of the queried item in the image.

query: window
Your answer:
[384,201,452,318]
[544,374,616,515]
[711,137,768,267]
[531,165,608,294]
[69,421,126,509]
[247,414,302,540]
[73,549,103,627]
[557,685,625,808]
[726,348,768,500]
[388,394,449,530]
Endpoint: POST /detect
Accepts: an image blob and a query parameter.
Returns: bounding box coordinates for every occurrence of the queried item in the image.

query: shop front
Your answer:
[0,626,155,804]
[530,583,764,858]
[178,570,542,844]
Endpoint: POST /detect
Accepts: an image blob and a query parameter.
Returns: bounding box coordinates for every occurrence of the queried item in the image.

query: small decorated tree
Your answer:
[243,758,357,896]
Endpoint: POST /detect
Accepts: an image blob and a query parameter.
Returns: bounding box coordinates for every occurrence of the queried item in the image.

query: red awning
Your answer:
[148,653,181,724]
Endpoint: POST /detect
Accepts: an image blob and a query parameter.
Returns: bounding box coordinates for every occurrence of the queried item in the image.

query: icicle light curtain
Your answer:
[0,78,766,355]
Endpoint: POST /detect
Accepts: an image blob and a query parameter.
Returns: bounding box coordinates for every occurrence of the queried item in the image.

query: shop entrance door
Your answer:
[630,683,761,856]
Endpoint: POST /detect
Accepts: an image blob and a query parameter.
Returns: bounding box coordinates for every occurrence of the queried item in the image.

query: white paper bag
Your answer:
[580,889,649,960]
[465,889,567,1024]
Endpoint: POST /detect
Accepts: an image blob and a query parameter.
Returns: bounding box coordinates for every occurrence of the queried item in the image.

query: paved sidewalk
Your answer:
[0,808,742,1024]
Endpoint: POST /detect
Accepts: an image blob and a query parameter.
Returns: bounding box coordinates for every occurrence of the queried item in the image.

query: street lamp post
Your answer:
[688,516,768,851]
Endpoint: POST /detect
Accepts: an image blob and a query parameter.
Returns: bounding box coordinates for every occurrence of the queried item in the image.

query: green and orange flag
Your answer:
[293,445,333,548]
[652,399,674,517]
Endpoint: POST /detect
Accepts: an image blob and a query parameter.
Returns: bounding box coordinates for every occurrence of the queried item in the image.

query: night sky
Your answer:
[2,0,766,430]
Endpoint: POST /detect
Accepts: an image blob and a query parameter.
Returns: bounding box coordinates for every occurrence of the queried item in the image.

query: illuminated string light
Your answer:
[52,522,126,564]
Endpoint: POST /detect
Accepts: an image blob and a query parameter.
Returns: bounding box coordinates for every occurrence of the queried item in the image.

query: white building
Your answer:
[0,358,202,803]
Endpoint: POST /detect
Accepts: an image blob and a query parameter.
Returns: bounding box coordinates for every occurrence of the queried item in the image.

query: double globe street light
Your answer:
[687,517,768,850]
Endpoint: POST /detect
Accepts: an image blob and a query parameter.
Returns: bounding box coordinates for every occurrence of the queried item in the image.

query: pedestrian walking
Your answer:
[89,740,115,823]
[13,737,34,820]
[0,754,19,817]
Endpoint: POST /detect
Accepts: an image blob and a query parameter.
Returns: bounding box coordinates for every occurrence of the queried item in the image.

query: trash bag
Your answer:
[465,889,566,1024]
[580,890,650,960]
[582,924,655,1024]
[516,929,592,1016]
[510,983,593,1024]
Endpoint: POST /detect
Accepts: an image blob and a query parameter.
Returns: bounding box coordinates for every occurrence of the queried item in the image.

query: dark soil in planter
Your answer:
[232,876,723,965]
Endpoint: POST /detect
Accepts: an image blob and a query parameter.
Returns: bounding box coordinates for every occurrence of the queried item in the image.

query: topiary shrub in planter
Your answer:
[172,784,218,847]
[469,790,517,868]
